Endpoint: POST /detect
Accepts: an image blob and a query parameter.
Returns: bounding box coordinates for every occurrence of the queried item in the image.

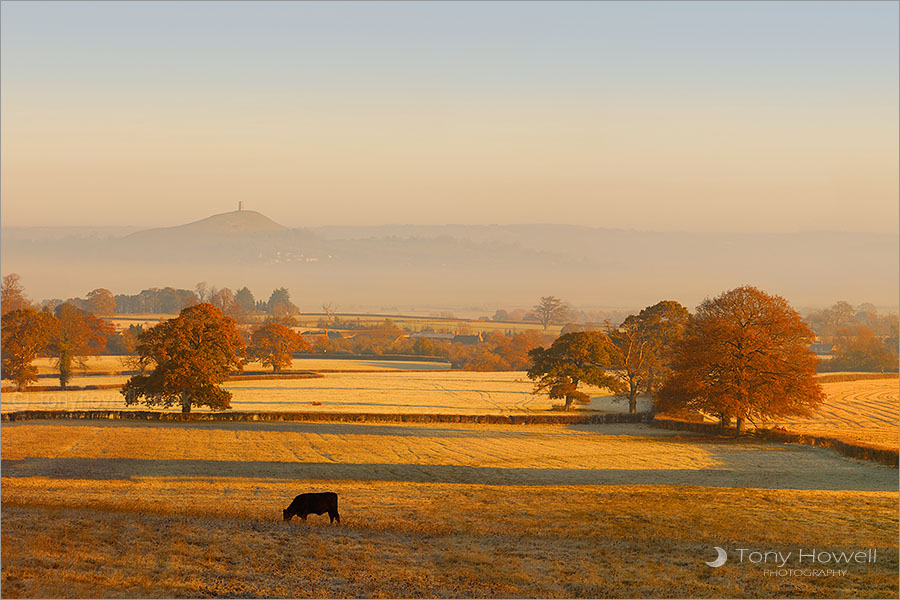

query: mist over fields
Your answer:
[2,210,897,313]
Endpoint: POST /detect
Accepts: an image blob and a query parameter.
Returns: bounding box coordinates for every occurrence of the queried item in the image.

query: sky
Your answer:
[1,1,898,232]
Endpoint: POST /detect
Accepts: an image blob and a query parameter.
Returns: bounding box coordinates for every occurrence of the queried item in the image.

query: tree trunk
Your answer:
[564,394,574,411]
[181,395,192,414]
[735,417,743,437]
[628,380,639,414]
[17,382,25,392]
[57,350,70,390]
[720,414,731,428]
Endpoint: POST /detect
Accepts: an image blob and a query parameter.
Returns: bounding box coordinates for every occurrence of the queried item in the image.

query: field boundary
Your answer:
[292,353,451,363]
[0,409,651,425]
[310,368,459,373]
[652,417,899,467]
[814,373,899,383]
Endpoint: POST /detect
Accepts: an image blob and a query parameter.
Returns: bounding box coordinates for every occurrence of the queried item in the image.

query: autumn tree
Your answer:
[249,322,312,372]
[828,324,898,372]
[114,287,198,313]
[349,320,406,355]
[1,308,58,391]
[527,331,623,410]
[121,303,246,413]
[412,337,435,356]
[233,287,257,321]
[481,330,543,370]
[529,296,571,330]
[492,309,510,322]
[209,287,237,317]
[806,301,857,342]
[51,303,113,389]
[106,324,143,355]
[607,300,690,413]
[1,274,31,315]
[267,288,300,318]
[657,286,824,435]
[85,288,116,315]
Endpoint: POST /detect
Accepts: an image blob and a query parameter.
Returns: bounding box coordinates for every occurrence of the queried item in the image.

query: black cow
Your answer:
[283,492,340,524]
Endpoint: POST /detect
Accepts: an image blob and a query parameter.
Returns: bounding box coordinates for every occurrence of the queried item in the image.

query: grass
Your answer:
[766,379,899,450]
[3,371,621,414]
[28,356,451,377]
[3,487,897,599]
[107,313,563,337]
[1,419,898,597]
[30,356,132,376]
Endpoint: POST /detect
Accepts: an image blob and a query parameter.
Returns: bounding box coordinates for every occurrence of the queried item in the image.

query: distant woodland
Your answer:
[2,274,897,381]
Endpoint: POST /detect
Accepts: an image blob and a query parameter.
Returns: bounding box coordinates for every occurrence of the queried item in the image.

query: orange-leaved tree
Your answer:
[1,307,58,391]
[527,331,623,411]
[249,322,311,372]
[84,288,116,315]
[121,303,246,413]
[657,286,824,434]
[52,302,113,389]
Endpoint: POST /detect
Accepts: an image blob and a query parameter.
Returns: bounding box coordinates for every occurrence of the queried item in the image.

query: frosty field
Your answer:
[1,419,896,598]
[763,379,899,450]
[1,370,638,414]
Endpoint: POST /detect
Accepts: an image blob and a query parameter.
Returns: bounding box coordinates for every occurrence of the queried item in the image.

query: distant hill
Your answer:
[126,210,287,241]
[2,210,897,312]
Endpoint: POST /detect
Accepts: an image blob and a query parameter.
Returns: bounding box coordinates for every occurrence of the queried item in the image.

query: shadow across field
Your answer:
[2,456,895,491]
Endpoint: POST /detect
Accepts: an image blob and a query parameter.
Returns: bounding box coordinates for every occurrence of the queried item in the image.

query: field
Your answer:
[27,356,451,376]
[1,419,897,598]
[107,314,564,337]
[767,379,899,450]
[1,369,639,415]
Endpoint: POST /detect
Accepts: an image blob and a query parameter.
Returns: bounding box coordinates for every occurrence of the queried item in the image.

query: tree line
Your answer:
[18,277,302,322]
[3,273,898,428]
[528,286,827,434]
[107,285,839,427]
[805,301,898,372]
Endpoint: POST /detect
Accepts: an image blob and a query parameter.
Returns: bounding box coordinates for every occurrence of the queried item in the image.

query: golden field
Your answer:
[1,419,897,598]
[1,371,633,414]
[764,379,899,451]
[27,356,451,376]
[106,314,563,337]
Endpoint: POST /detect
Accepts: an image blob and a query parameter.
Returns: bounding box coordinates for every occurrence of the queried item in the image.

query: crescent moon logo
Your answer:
[706,546,728,568]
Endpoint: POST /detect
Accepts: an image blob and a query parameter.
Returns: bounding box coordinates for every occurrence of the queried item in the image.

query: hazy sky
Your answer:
[1,1,897,231]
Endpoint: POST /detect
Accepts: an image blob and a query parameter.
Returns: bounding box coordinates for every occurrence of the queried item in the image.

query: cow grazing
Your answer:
[283,492,340,524]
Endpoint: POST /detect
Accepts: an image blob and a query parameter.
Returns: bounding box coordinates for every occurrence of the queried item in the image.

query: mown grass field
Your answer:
[107,314,563,337]
[27,356,451,376]
[2,370,636,415]
[1,419,897,598]
[762,379,899,451]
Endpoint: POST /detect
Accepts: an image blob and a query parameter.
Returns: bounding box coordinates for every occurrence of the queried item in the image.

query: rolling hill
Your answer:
[2,210,897,312]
